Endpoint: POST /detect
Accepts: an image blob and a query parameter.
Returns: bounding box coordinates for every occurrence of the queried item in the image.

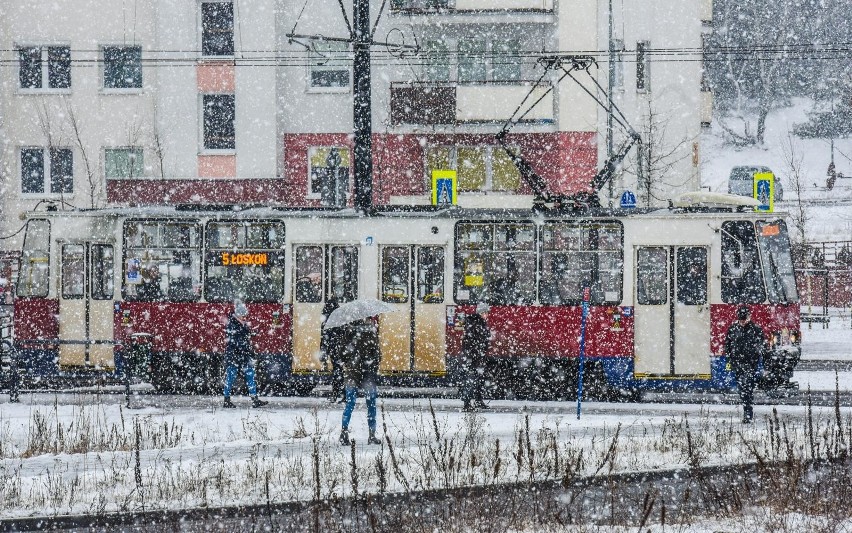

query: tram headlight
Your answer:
[771,328,800,348]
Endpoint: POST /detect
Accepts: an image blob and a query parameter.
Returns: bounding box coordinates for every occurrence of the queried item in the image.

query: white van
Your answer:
[728,166,783,202]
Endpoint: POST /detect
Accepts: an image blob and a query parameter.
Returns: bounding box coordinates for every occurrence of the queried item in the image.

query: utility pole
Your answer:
[606,0,614,207]
[352,0,373,213]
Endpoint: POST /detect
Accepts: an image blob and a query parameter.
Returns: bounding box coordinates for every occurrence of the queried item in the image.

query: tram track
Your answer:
[7,382,852,410]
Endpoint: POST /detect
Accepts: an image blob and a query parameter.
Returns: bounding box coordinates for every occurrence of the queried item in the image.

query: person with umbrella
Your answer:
[324,299,396,446]
[320,296,345,403]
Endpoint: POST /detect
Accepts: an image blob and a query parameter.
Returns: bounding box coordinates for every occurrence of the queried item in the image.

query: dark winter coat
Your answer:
[320,300,345,364]
[341,321,380,387]
[724,320,766,375]
[462,313,490,368]
[225,315,254,367]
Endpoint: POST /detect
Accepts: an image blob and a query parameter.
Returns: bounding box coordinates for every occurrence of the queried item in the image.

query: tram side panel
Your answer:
[13,298,59,376]
[115,301,290,393]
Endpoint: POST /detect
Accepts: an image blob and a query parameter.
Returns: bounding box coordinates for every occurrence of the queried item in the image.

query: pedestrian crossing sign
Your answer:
[431,170,457,206]
[753,172,774,213]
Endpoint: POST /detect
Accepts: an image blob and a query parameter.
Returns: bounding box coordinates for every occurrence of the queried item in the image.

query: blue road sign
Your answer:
[620,190,637,209]
[431,170,457,205]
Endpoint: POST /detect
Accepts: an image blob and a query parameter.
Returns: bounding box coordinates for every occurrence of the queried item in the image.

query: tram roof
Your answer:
[23,199,784,223]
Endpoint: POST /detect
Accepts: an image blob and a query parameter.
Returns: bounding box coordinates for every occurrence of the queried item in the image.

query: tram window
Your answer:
[294,246,323,303]
[123,221,201,302]
[454,222,535,305]
[756,220,799,304]
[205,221,285,303]
[61,244,85,299]
[91,244,114,300]
[636,247,667,305]
[676,247,707,305]
[417,247,444,303]
[16,219,50,297]
[330,246,358,302]
[539,222,623,305]
[381,247,409,303]
[721,221,765,303]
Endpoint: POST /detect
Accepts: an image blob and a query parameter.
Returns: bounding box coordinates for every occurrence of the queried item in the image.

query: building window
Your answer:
[611,39,624,89]
[636,41,650,92]
[492,39,521,82]
[426,145,521,193]
[19,46,71,90]
[203,94,236,150]
[202,2,234,56]
[105,147,144,178]
[442,39,520,83]
[425,40,450,82]
[21,148,73,195]
[308,146,350,204]
[458,39,486,82]
[103,46,142,89]
[310,41,350,89]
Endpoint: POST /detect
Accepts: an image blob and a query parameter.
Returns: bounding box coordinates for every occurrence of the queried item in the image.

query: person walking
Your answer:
[321,296,346,403]
[724,306,767,423]
[339,317,381,446]
[461,302,491,412]
[223,303,268,408]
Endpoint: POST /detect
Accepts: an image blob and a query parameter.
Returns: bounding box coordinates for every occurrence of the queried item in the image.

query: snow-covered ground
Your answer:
[702,98,852,241]
[0,390,849,521]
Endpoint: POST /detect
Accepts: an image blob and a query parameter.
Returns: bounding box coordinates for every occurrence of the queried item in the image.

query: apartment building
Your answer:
[0,0,711,278]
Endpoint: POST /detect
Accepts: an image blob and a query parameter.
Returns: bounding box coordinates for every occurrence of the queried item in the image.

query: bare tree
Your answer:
[779,133,809,243]
[34,101,72,208]
[710,1,798,146]
[65,102,101,208]
[150,101,167,178]
[626,101,693,206]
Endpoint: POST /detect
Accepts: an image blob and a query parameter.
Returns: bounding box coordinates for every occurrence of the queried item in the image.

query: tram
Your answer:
[12,193,801,399]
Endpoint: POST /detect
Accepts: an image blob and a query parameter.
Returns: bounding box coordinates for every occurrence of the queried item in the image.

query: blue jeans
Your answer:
[341,383,377,432]
[223,362,258,397]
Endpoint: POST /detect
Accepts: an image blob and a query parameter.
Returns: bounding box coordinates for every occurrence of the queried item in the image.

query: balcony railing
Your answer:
[390,81,554,126]
[391,0,553,13]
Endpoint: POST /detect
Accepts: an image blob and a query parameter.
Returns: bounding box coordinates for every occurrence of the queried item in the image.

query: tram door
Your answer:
[634,246,710,377]
[291,244,358,372]
[58,242,115,368]
[378,246,446,374]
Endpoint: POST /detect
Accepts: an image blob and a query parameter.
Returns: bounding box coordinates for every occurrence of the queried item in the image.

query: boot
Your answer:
[367,431,381,445]
[462,402,475,413]
[339,429,350,446]
[223,397,236,408]
[252,396,269,408]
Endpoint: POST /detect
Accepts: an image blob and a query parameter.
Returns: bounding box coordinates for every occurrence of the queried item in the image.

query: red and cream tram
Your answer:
[13,194,801,398]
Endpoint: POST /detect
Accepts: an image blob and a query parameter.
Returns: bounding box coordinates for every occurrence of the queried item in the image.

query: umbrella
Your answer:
[323,299,398,329]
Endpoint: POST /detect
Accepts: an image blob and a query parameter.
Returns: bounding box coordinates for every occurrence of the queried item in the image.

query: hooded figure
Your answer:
[321,296,345,402]
[223,303,268,408]
[724,306,767,423]
[339,317,381,446]
[460,302,491,411]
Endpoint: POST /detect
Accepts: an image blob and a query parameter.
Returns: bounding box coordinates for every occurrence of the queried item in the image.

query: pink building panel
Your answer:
[198,155,237,178]
[196,62,235,93]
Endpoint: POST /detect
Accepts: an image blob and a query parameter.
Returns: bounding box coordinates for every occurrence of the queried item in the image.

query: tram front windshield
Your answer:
[755,220,799,304]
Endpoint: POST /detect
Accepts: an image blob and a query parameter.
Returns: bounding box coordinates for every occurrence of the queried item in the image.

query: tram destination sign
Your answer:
[208,251,281,267]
